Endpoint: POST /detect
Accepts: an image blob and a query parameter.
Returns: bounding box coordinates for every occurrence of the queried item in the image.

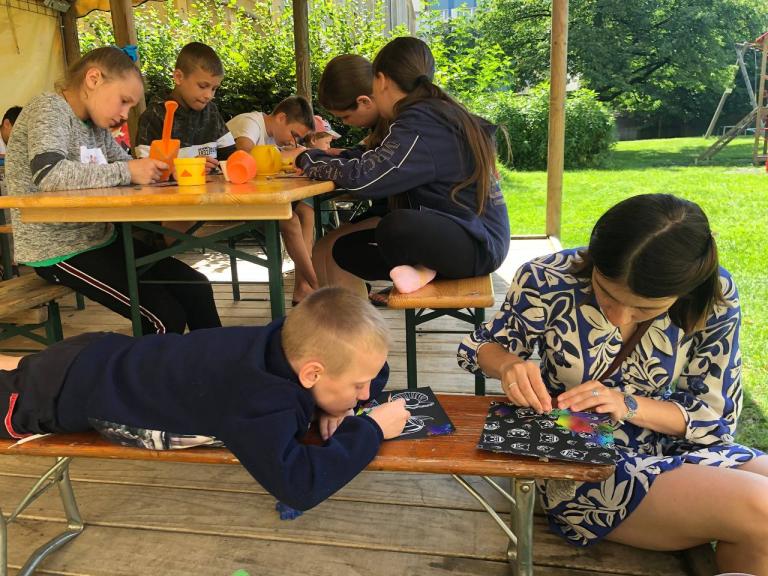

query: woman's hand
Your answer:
[128,158,167,184]
[557,381,625,421]
[500,359,552,414]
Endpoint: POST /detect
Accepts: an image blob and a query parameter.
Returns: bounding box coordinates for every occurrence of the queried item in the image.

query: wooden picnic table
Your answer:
[0,175,335,333]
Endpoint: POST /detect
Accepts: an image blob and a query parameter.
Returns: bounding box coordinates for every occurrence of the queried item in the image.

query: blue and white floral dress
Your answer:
[458,248,763,546]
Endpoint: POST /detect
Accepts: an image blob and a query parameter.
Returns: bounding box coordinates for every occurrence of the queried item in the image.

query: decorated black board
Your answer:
[477,402,617,465]
[357,387,455,440]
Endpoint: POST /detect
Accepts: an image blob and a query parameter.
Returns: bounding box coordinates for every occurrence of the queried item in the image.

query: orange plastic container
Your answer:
[227,150,258,184]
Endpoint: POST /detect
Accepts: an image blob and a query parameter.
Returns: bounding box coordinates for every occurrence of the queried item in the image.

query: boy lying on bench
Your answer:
[0,288,410,511]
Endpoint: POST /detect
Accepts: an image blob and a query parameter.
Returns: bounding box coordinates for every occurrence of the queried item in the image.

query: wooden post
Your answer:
[546,0,568,240]
[704,88,731,139]
[753,37,767,165]
[292,0,312,105]
[109,0,145,151]
[61,7,81,67]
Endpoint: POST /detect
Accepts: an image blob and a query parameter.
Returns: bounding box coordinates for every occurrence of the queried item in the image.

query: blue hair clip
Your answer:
[117,44,138,63]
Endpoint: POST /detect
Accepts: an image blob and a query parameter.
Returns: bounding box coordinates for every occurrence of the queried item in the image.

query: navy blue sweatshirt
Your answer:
[60,320,388,510]
[296,100,511,272]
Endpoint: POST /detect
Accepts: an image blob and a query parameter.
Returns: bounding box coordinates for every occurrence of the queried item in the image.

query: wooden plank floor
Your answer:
[0,238,706,575]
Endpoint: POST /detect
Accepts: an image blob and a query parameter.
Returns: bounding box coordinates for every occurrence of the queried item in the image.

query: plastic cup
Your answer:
[173,157,206,186]
[250,145,282,175]
[219,160,230,182]
[227,150,257,184]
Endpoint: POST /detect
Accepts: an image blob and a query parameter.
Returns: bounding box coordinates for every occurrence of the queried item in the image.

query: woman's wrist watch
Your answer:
[622,393,638,421]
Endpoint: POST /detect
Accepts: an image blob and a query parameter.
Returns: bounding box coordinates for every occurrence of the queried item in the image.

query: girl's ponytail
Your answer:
[373,37,496,214]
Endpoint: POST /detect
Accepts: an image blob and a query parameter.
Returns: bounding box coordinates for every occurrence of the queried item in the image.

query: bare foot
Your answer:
[368,286,392,307]
[389,265,437,294]
[0,354,22,371]
[291,280,316,306]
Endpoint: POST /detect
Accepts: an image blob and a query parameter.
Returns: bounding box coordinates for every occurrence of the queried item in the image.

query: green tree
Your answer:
[419,3,515,101]
[79,0,406,123]
[482,0,768,127]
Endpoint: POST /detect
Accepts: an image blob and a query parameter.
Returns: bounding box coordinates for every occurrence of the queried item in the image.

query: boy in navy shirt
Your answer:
[0,288,410,511]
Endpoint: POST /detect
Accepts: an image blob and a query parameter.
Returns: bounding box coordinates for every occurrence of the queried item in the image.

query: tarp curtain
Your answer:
[0,5,65,117]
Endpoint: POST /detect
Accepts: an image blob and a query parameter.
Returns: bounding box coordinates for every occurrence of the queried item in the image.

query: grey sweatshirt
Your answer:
[5,93,132,264]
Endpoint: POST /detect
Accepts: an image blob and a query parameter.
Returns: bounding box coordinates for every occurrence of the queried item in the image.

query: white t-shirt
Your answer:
[226,112,275,146]
[0,134,6,155]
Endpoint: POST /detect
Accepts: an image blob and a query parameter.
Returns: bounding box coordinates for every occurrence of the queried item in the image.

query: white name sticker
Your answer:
[80,146,108,165]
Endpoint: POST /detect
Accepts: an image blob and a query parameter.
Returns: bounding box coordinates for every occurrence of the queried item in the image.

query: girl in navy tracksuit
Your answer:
[296,37,510,295]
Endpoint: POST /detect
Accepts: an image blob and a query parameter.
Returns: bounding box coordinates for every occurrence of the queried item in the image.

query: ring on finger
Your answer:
[591,389,600,397]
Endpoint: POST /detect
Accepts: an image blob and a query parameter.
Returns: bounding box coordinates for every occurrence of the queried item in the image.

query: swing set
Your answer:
[698,31,768,166]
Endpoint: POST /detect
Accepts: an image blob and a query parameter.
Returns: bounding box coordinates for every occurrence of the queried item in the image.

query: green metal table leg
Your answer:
[314,195,324,239]
[75,292,86,310]
[228,238,241,301]
[509,478,535,576]
[405,309,418,389]
[0,210,13,281]
[44,301,63,343]
[121,223,143,336]
[264,220,285,319]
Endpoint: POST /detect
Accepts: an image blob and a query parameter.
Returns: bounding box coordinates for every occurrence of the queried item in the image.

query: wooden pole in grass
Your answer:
[753,35,767,166]
[546,0,568,240]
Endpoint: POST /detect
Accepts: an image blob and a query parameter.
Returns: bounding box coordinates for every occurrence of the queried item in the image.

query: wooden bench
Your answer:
[0,273,74,348]
[389,276,495,393]
[0,394,613,576]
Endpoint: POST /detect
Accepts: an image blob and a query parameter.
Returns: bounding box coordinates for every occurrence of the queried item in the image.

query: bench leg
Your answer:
[1,457,84,576]
[452,475,535,576]
[508,479,535,576]
[473,307,486,395]
[405,309,418,389]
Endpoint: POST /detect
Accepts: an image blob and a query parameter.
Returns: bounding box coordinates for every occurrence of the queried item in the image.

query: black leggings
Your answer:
[35,233,221,335]
[332,209,481,281]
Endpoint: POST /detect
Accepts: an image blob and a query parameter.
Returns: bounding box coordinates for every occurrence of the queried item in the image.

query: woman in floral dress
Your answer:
[458,194,767,574]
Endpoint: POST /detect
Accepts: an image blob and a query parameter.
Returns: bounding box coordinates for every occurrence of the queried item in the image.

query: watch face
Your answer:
[625,395,638,410]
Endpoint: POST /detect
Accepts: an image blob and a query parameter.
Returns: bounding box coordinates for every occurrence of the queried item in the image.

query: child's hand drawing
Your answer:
[128,158,168,184]
[368,398,410,439]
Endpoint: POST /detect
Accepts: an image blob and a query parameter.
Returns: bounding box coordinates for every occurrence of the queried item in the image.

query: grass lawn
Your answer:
[500,136,768,449]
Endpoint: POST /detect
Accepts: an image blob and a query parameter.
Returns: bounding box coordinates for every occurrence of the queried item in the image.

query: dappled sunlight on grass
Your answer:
[499,136,768,448]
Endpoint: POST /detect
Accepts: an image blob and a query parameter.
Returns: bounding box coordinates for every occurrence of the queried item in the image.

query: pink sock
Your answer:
[390,265,437,294]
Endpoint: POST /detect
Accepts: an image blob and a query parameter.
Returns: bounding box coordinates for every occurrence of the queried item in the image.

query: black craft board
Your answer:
[477,402,617,465]
[358,387,455,440]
